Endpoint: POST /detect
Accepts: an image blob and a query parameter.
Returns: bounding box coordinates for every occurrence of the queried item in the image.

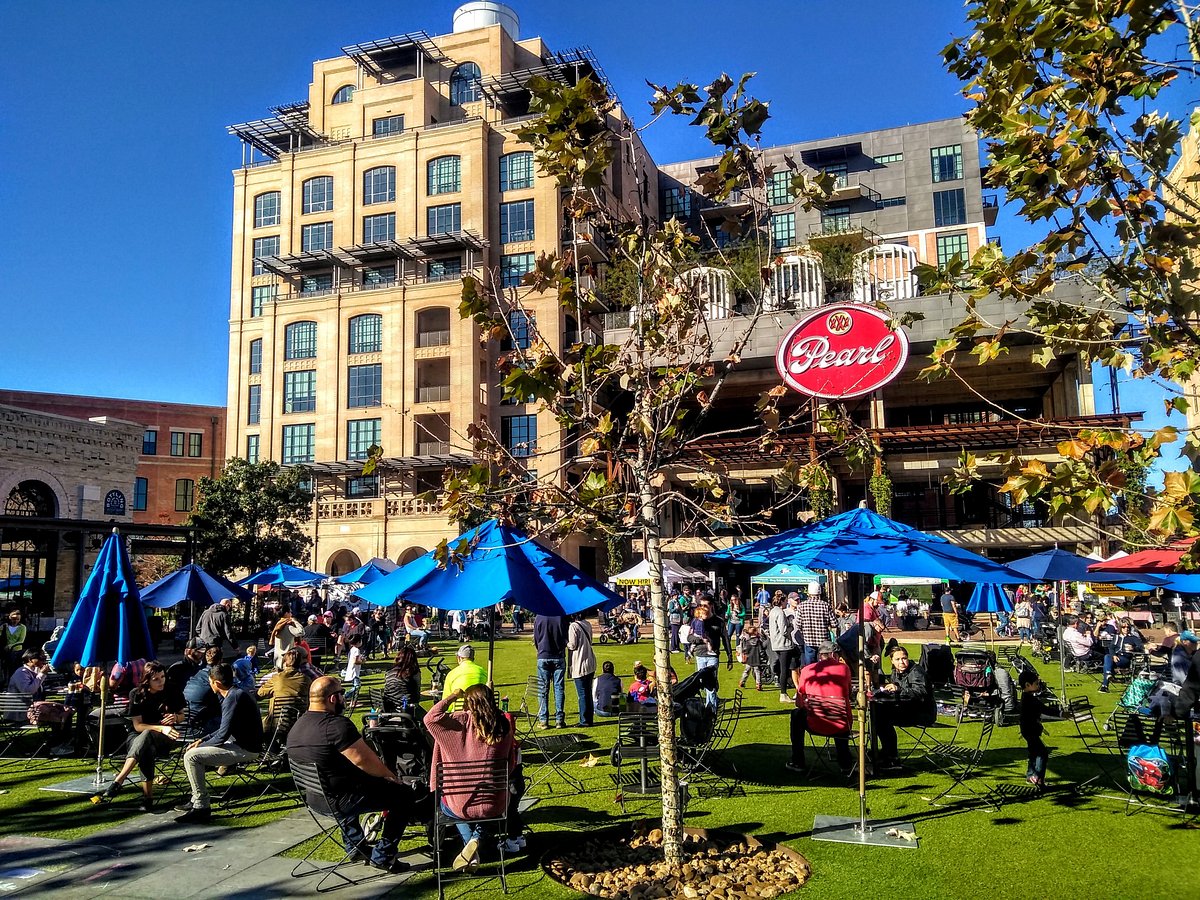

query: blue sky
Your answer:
[0,0,1188,465]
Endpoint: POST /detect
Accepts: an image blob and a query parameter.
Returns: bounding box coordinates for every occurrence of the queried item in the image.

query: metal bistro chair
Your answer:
[434,757,511,900]
[611,707,661,798]
[0,693,46,766]
[796,693,854,780]
[922,718,1001,809]
[681,691,745,797]
[219,701,304,808]
[289,760,389,893]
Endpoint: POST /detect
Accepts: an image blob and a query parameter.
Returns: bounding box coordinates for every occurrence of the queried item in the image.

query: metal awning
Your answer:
[479,47,610,105]
[408,231,488,253]
[294,454,474,477]
[340,241,424,264]
[341,32,448,79]
[800,142,864,165]
[256,250,344,277]
[227,104,327,160]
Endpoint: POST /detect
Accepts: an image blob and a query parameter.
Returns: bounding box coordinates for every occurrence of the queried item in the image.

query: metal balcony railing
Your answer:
[417,385,451,403]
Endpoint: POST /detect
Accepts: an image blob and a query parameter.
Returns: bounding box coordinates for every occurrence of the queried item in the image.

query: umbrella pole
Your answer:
[93,669,107,786]
[857,621,868,830]
[487,605,495,688]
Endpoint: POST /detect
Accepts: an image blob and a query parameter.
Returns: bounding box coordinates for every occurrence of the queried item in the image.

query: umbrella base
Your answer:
[39,772,144,795]
[810,815,919,849]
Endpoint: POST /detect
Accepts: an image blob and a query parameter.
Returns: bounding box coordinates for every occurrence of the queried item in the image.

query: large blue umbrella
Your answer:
[708,504,1026,583]
[239,562,326,588]
[334,558,398,585]
[140,563,251,609]
[352,518,624,614]
[966,582,1014,613]
[51,529,154,669]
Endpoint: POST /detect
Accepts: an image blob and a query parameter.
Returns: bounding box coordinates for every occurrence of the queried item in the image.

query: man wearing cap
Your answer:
[196,597,239,652]
[786,641,852,775]
[1168,630,1198,685]
[440,644,487,711]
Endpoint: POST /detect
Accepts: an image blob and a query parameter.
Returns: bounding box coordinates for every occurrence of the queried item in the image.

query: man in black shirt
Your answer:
[534,614,568,728]
[176,664,263,823]
[287,676,429,872]
[165,639,205,694]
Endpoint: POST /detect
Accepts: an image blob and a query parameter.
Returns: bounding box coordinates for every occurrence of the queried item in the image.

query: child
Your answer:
[342,634,364,705]
[737,621,764,690]
[1019,668,1049,788]
[231,644,259,695]
[628,663,656,704]
[594,660,623,716]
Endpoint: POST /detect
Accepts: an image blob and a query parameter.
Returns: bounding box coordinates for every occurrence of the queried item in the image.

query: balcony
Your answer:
[807,216,880,252]
[385,497,442,517]
[983,193,1000,226]
[416,440,450,455]
[417,384,451,403]
[316,499,379,520]
[827,174,882,206]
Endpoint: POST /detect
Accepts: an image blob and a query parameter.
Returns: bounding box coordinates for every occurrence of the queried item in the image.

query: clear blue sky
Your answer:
[0,0,1186,462]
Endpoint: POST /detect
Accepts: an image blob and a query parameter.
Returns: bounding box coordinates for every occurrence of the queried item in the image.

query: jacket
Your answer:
[768,606,794,652]
[534,615,568,660]
[197,603,238,649]
[567,619,596,679]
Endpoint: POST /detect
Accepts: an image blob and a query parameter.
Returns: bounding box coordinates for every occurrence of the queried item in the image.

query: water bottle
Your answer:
[400,696,409,713]
[501,695,509,712]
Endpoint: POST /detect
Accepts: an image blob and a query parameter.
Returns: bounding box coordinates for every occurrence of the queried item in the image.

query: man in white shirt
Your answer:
[1061,616,1096,662]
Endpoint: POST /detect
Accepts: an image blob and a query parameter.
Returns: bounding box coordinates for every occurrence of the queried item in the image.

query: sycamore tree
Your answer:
[189,457,313,577]
[929,0,1200,561]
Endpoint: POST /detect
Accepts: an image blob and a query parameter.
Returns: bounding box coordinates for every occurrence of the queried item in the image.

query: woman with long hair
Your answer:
[424,683,522,868]
[91,661,185,811]
[384,645,422,712]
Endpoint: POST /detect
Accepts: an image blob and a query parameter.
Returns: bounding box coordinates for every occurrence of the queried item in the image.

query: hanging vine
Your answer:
[869,456,893,517]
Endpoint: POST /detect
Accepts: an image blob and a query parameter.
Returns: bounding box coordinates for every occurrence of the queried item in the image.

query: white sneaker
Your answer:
[452,837,480,871]
[779,693,791,703]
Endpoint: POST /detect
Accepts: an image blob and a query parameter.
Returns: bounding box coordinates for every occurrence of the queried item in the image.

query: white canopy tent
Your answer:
[609,558,706,588]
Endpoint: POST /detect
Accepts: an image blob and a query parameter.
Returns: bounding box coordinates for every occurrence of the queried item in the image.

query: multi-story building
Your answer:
[0,390,224,526]
[224,3,653,578]
[1165,113,1200,439]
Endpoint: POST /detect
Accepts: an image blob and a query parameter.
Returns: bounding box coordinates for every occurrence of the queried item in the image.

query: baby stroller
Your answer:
[1031,623,1060,665]
[425,655,451,695]
[953,647,1004,724]
[596,619,624,644]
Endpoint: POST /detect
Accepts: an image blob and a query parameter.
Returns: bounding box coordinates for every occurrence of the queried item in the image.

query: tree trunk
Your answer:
[639,480,684,866]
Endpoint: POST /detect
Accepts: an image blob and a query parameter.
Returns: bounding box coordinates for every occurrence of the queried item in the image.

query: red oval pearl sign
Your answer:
[775,304,909,399]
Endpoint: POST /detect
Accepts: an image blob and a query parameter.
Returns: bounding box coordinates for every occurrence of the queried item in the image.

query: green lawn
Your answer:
[2,634,1194,899]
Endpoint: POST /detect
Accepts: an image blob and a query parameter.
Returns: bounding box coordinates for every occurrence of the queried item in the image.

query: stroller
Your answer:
[365,708,429,778]
[952,647,1004,724]
[596,618,624,644]
[1031,623,1060,664]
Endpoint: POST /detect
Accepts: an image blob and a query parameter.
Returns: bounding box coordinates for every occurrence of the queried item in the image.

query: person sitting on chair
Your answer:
[786,641,852,776]
[257,648,312,732]
[91,661,184,811]
[1099,618,1145,693]
[593,661,623,717]
[871,646,934,772]
[403,606,430,652]
[1061,616,1098,666]
[287,675,430,873]
[7,648,50,702]
[441,644,487,711]
[384,646,423,713]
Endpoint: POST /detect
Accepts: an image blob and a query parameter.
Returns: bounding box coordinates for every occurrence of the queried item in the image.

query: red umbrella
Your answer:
[1088,540,1196,573]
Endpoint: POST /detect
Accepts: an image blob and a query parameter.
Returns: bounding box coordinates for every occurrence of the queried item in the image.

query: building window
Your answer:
[500,253,534,288]
[428,257,462,280]
[248,384,261,424]
[302,176,334,213]
[348,314,382,355]
[188,433,202,458]
[347,418,381,460]
[300,272,333,295]
[874,152,904,165]
[372,115,404,137]
[282,424,315,464]
[770,212,795,250]
[503,310,534,350]
[823,163,849,188]
[252,236,279,275]
[170,431,186,457]
[414,414,450,455]
[363,265,396,288]
[879,196,907,208]
[249,339,262,375]
[499,200,535,243]
[253,191,280,228]
[283,370,317,414]
[661,186,690,218]
[936,231,970,268]
[301,222,334,252]
[931,144,964,183]
[501,414,537,458]
[250,284,275,317]
[767,171,794,206]
[426,203,461,235]
[285,321,318,359]
[348,363,382,408]
[363,166,396,204]
[362,213,395,243]
[416,308,451,347]
[346,475,379,499]
[142,429,157,455]
[245,434,260,464]
[427,156,461,195]
[174,479,195,513]
[332,84,355,104]
[933,188,967,227]
[820,205,851,233]
[450,62,482,105]
[132,477,148,511]
[499,152,534,191]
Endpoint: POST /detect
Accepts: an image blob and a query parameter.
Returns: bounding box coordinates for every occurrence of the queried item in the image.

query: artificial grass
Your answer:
[2,634,1194,900]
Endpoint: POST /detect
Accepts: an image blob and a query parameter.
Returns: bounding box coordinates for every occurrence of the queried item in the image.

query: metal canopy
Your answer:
[479,46,610,105]
[341,32,448,79]
[800,142,864,165]
[296,454,473,477]
[408,230,488,253]
[341,241,424,263]
[256,250,344,277]
[227,103,327,160]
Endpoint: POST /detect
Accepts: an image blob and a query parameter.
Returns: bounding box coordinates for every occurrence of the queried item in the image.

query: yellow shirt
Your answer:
[441,660,488,710]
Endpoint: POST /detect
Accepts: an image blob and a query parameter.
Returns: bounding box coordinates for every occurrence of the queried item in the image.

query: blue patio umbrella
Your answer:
[353,518,624,614]
[966,582,1014,613]
[239,562,326,588]
[334,557,398,585]
[708,504,1026,583]
[140,563,251,609]
[51,529,154,669]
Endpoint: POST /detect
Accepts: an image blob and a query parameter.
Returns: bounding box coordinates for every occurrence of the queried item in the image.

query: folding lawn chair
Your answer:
[680,691,744,797]
[434,757,511,900]
[922,718,1001,809]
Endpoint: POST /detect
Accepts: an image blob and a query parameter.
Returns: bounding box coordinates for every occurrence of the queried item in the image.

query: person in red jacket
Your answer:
[786,641,852,775]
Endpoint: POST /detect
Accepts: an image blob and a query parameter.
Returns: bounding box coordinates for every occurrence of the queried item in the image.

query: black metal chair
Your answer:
[434,757,511,900]
[219,701,303,808]
[796,693,854,779]
[923,718,1001,809]
[680,690,745,797]
[611,707,661,798]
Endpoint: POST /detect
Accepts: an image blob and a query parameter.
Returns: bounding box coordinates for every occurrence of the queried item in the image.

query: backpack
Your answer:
[678,696,716,746]
[1126,744,1173,795]
[1119,675,1157,712]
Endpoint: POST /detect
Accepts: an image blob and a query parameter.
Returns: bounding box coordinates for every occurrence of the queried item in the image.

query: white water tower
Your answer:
[453,2,520,39]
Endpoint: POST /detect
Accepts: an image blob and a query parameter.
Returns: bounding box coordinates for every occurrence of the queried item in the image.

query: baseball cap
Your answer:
[818,641,836,655]
[184,638,205,651]
[1179,630,1199,643]
[457,644,474,659]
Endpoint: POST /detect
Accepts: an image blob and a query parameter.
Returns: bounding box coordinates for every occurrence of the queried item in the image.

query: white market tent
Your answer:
[610,558,706,587]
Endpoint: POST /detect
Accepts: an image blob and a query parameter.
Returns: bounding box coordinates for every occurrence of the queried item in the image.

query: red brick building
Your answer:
[0,390,225,526]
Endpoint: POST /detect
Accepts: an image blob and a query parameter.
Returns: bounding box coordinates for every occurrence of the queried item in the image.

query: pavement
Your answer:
[0,809,423,898]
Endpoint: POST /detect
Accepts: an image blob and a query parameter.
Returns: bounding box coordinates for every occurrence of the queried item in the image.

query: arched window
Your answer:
[253,191,280,228]
[363,166,395,204]
[302,176,334,214]
[427,156,461,195]
[450,62,482,105]
[332,84,355,104]
[348,313,382,354]
[499,151,533,191]
[285,320,318,360]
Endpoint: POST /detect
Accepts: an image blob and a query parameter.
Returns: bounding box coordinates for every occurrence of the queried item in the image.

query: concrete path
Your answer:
[0,809,423,898]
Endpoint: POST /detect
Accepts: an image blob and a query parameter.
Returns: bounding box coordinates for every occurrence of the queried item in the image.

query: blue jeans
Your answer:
[1102,652,1131,687]
[799,645,817,668]
[440,799,480,846]
[574,673,594,725]
[334,779,427,865]
[537,658,566,725]
[695,654,719,709]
